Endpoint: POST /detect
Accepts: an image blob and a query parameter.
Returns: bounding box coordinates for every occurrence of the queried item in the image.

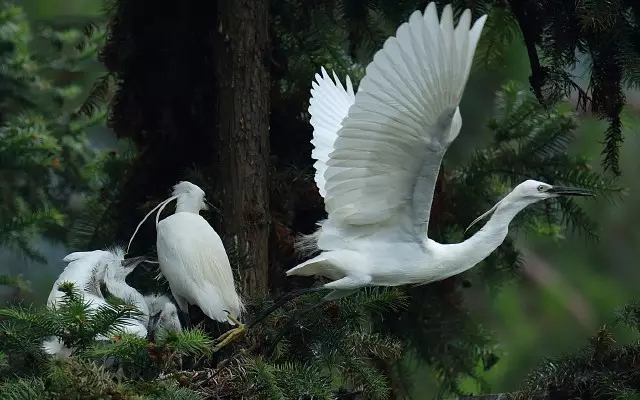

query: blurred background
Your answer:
[1,0,637,396]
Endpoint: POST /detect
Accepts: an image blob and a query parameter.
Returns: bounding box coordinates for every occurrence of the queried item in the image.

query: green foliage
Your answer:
[360,82,622,398]
[0,281,408,398]
[67,144,137,250]
[0,274,29,295]
[517,302,640,399]
[324,0,640,174]
[456,82,623,243]
[473,4,521,70]
[0,281,136,374]
[172,287,409,399]
[0,1,105,261]
[0,285,207,399]
[497,0,640,175]
[53,0,631,398]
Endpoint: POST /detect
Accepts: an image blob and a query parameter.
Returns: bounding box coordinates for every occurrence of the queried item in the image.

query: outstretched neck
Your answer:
[105,278,149,320]
[445,199,528,278]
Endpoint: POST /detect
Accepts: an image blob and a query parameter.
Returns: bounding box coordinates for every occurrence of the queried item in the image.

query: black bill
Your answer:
[547,186,595,196]
[121,256,147,268]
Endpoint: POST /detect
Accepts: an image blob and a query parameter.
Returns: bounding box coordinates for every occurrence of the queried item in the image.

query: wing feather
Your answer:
[321,3,486,234]
[308,67,356,197]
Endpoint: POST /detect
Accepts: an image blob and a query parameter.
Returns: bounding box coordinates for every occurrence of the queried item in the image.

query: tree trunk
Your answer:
[213,0,271,297]
[101,1,219,256]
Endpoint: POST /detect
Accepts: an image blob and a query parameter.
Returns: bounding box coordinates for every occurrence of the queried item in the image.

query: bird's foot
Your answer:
[212,312,245,352]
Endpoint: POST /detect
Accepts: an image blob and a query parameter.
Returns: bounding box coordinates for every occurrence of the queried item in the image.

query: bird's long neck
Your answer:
[105,278,149,321]
[444,199,527,279]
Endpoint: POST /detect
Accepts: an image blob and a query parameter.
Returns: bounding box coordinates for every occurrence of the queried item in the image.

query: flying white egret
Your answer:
[43,248,149,355]
[284,3,594,301]
[127,181,245,349]
[145,294,182,337]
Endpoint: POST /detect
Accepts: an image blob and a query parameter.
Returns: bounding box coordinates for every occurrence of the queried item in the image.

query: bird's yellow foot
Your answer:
[212,312,245,352]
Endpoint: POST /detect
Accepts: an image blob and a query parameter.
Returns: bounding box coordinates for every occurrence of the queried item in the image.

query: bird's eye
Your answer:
[537,185,545,191]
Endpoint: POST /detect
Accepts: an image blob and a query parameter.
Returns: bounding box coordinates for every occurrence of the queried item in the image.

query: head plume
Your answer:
[172,181,204,197]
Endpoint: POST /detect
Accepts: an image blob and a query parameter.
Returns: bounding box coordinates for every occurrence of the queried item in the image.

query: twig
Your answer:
[507,0,546,105]
[246,286,327,329]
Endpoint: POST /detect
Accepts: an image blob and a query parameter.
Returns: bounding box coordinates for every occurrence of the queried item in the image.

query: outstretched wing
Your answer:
[322,3,486,236]
[308,67,356,198]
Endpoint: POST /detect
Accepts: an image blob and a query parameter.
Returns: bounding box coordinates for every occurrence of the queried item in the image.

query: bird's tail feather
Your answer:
[324,288,359,301]
[286,255,329,277]
[293,231,321,258]
[197,286,244,324]
[293,219,328,258]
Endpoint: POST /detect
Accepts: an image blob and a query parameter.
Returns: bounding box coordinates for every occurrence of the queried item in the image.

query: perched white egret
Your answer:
[43,248,149,355]
[145,294,182,336]
[127,181,244,348]
[286,2,594,300]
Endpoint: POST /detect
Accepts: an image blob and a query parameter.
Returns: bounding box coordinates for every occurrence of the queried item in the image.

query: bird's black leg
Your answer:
[146,313,160,341]
[182,311,191,328]
[248,286,327,329]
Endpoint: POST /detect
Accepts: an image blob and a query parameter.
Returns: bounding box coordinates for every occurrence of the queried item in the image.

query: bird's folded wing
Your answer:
[157,215,242,316]
[323,3,486,235]
[309,67,356,198]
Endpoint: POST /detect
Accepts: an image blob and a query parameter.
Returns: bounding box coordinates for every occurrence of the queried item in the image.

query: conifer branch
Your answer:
[507,0,545,105]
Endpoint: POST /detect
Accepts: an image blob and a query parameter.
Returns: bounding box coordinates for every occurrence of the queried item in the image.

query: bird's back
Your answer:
[48,251,107,308]
[157,212,243,320]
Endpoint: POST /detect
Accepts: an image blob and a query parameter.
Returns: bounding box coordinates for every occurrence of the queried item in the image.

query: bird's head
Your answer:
[157,302,182,334]
[172,181,208,212]
[465,180,594,233]
[511,179,594,202]
[104,253,146,281]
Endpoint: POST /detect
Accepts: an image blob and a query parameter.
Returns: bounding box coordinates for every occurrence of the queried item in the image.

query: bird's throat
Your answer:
[175,196,202,214]
[444,200,526,279]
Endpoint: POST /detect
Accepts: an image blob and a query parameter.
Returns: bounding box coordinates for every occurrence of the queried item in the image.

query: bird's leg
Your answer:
[182,311,191,328]
[212,312,245,352]
[248,286,327,329]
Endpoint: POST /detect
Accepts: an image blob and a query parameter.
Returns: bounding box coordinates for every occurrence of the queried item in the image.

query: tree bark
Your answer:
[213,0,271,297]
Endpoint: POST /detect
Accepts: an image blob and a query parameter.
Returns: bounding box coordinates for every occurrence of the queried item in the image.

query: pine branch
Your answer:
[75,73,114,119]
[507,0,546,105]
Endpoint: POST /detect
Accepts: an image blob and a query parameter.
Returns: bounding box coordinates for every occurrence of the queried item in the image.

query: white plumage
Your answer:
[43,248,149,355]
[136,181,244,323]
[287,3,593,300]
[145,294,182,335]
[43,250,111,356]
[102,250,150,338]
[46,250,110,310]
[126,181,245,350]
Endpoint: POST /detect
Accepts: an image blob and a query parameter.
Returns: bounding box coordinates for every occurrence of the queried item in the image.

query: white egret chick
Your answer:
[46,250,111,310]
[145,294,182,337]
[103,252,150,338]
[43,250,111,356]
[43,248,149,355]
[127,181,244,349]
[286,3,595,300]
